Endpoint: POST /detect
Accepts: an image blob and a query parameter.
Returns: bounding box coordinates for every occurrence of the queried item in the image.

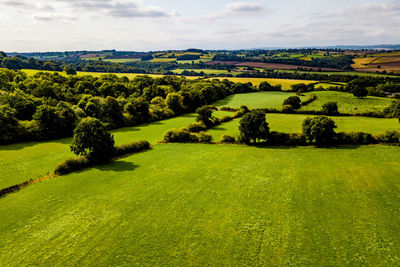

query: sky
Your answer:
[0,0,399,52]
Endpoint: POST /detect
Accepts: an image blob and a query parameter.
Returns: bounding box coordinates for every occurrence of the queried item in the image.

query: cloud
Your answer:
[226,2,264,12]
[263,1,400,46]
[0,0,178,21]
[206,1,267,20]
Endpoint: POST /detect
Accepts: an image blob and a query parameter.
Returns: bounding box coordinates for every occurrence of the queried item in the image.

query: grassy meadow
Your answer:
[0,114,198,189]
[2,144,400,265]
[301,91,393,114]
[207,114,400,141]
[213,92,298,109]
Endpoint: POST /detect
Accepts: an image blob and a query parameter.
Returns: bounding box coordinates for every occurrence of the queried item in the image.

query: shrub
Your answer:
[54,156,89,175]
[114,140,150,157]
[163,128,199,143]
[283,96,301,110]
[301,94,317,106]
[376,131,400,144]
[219,115,234,123]
[321,102,339,115]
[220,106,238,112]
[267,132,306,146]
[335,132,375,145]
[198,131,213,143]
[220,135,236,143]
[196,106,213,126]
[187,122,207,132]
[281,104,294,113]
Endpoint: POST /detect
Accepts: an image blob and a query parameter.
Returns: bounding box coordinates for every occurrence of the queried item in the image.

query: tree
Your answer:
[321,102,339,115]
[258,81,273,91]
[0,105,18,143]
[196,106,213,127]
[353,86,368,98]
[166,93,184,114]
[64,66,77,75]
[283,96,301,109]
[302,116,337,145]
[70,117,115,162]
[239,110,269,144]
[32,105,63,138]
[386,100,400,122]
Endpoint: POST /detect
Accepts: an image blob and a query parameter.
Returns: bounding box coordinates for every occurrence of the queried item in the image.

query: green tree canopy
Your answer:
[302,116,337,145]
[239,110,269,144]
[283,96,301,109]
[70,117,115,162]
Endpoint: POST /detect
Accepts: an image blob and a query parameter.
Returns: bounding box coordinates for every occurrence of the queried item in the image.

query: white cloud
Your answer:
[0,0,178,22]
[226,2,264,12]
[206,1,267,20]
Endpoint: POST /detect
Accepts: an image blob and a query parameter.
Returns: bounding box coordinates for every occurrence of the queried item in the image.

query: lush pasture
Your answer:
[2,144,400,265]
[213,91,391,113]
[213,92,297,109]
[103,58,141,63]
[301,91,392,114]
[0,114,198,189]
[207,114,400,141]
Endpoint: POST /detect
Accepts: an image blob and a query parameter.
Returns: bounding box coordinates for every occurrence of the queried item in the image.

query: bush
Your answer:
[301,94,317,106]
[335,132,375,145]
[163,128,199,143]
[283,96,301,109]
[198,131,213,143]
[54,156,89,175]
[187,122,207,132]
[376,131,400,144]
[220,135,236,143]
[321,102,339,115]
[267,132,306,146]
[281,104,295,113]
[219,115,234,123]
[220,106,238,112]
[114,140,150,157]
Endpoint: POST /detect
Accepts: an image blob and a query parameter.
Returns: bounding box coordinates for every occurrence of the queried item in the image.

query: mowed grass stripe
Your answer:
[1,144,400,265]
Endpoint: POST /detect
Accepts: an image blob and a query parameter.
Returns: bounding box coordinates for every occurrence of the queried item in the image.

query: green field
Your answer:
[207,114,400,141]
[213,92,298,109]
[103,58,141,63]
[301,91,393,114]
[2,144,400,265]
[0,114,198,189]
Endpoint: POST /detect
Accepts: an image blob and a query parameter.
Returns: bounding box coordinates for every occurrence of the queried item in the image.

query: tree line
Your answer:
[0,69,259,144]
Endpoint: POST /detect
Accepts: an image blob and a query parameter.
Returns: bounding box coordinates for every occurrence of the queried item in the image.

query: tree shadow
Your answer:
[94,160,139,172]
[252,144,362,150]
[0,137,72,151]
[213,95,234,106]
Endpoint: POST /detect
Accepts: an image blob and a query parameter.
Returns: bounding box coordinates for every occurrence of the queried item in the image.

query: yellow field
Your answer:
[18,69,319,88]
[149,58,177,62]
